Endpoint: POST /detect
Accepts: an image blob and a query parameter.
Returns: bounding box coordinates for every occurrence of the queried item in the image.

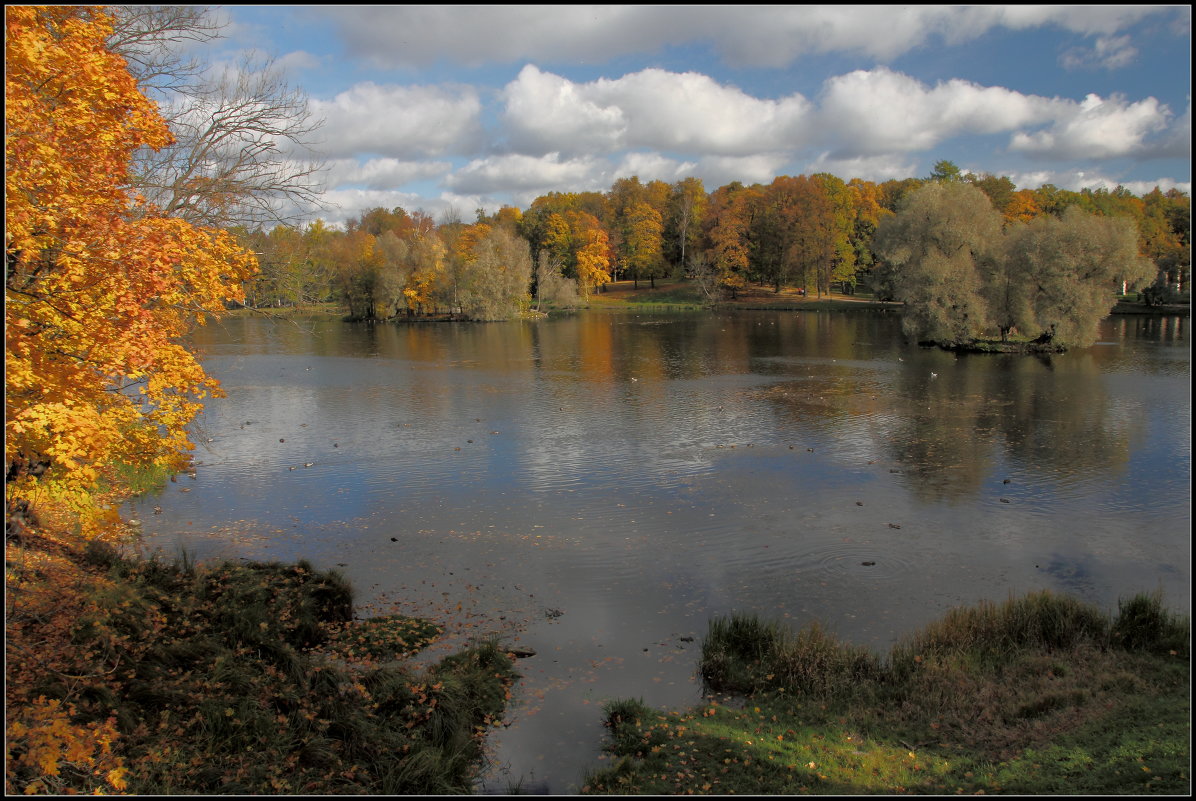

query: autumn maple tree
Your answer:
[5,6,257,528]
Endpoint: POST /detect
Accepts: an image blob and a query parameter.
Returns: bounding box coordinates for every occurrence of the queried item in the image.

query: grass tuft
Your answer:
[585,590,1190,796]
[1110,591,1190,655]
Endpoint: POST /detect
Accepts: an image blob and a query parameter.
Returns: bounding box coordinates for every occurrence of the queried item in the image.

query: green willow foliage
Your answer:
[874,183,1155,348]
[872,182,1001,344]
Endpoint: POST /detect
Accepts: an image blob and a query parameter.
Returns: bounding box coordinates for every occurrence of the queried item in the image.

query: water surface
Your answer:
[127,309,1190,793]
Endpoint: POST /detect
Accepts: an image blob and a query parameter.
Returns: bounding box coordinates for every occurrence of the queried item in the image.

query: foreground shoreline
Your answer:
[8,506,1188,794]
[582,594,1190,795]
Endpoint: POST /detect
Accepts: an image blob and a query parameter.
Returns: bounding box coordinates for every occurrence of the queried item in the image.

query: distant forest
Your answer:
[237,161,1190,323]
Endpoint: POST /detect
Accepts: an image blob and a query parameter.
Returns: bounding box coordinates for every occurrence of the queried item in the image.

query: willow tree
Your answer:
[451,226,532,320]
[872,181,1002,344]
[999,207,1154,347]
[876,182,1155,350]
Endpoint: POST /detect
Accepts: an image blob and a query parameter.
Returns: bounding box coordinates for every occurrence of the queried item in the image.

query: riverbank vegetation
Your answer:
[6,514,517,794]
[582,591,1190,795]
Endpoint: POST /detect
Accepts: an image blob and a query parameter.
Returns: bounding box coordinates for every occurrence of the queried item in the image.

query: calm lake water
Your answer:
[126,308,1190,794]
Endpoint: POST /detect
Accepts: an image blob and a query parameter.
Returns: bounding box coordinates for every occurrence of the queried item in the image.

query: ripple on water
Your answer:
[787,540,920,585]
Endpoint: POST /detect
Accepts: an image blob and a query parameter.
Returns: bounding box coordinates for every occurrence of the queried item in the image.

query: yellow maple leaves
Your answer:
[7,697,127,794]
[5,6,257,524]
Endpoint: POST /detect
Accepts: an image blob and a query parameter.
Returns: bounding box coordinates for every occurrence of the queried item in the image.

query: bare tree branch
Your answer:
[108,6,329,228]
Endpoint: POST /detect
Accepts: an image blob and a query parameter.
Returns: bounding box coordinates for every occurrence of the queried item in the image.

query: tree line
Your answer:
[6,6,1191,518]
[240,162,1190,334]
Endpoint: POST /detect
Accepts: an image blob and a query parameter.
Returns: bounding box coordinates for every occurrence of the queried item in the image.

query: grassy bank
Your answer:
[5,516,518,794]
[582,591,1190,795]
[586,279,899,312]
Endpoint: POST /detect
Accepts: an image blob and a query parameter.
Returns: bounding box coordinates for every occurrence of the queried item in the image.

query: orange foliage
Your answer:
[454,222,494,263]
[574,226,613,298]
[5,6,257,526]
[1004,189,1042,226]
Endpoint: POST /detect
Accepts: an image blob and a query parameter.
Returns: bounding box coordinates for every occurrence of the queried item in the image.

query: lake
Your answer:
[126,308,1190,794]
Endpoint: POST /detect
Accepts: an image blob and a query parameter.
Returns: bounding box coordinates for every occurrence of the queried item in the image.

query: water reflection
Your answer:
[139,309,1189,794]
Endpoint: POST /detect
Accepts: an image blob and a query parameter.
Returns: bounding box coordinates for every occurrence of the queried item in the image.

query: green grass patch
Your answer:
[97,461,175,497]
[583,590,1190,795]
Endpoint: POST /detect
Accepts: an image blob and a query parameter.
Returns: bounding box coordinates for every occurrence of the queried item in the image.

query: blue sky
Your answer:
[204,5,1191,227]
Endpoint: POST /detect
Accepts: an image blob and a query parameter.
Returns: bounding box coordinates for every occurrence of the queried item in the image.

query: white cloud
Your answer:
[693,154,794,187]
[1009,93,1173,160]
[804,153,920,184]
[323,158,453,190]
[308,187,434,229]
[1060,35,1139,71]
[1113,177,1191,196]
[276,50,323,74]
[446,153,604,194]
[816,68,1061,157]
[609,152,698,184]
[309,82,484,159]
[501,66,627,155]
[589,69,812,154]
[1008,168,1191,196]
[996,5,1166,37]
[1148,99,1192,159]
[501,65,811,157]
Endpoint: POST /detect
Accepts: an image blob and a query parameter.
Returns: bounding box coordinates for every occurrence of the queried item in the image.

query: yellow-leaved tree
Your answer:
[5,6,257,533]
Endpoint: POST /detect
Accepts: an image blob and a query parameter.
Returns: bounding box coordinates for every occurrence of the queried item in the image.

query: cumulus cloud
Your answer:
[309,82,484,159]
[1147,99,1192,159]
[996,5,1168,37]
[804,153,921,184]
[1009,93,1173,160]
[502,65,811,157]
[816,68,1061,158]
[609,152,698,183]
[692,154,794,188]
[312,188,435,228]
[501,66,627,155]
[323,158,452,190]
[445,153,604,194]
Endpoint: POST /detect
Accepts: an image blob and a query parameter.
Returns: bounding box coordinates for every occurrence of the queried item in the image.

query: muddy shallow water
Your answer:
[127,309,1190,793]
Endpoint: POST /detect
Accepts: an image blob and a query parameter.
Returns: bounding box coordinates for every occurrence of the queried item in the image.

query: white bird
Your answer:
[930,372,938,379]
